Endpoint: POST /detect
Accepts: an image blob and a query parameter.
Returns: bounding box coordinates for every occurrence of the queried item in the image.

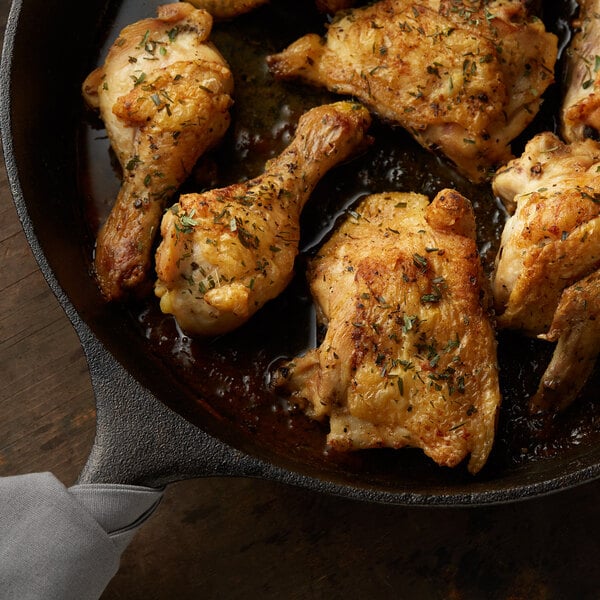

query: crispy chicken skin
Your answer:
[492,132,600,411]
[561,0,600,142]
[154,102,372,336]
[82,3,234,301]
[266,0,557,183]
[272,189,501,474]
[532,270,600,412]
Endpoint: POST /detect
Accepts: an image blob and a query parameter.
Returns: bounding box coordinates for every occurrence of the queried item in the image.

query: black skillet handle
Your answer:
[74,319,264,488]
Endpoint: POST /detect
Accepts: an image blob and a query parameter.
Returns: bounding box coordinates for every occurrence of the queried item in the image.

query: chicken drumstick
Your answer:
[154,101,372,336]
[82,3,234,300]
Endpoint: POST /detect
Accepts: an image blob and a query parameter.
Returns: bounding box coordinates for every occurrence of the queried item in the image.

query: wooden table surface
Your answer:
[1,2,600,598]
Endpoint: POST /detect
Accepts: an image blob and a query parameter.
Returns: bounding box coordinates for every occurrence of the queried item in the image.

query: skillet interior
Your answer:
[2,0,600,504]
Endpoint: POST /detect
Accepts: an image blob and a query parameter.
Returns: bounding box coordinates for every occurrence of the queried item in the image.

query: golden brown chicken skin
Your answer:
[492,132,600,412]
[532,269,600,412]
[154,101,372,336]
[272,189,501,474]
[82,3,234,300]
[267,0,557,183]
[561,0,600,142]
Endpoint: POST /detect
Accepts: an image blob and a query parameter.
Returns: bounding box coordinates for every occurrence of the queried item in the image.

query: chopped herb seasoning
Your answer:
[403,314,419,334]
[421,290,442,303]
[413,253,428,271]
[126,156,142,171]
[167,27,179,42]
[131,72,146,86]
[173,208,198,234]
[449,422,466,431]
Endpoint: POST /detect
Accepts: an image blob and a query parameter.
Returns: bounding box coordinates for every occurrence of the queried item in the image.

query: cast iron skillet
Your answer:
[1,0,599,505]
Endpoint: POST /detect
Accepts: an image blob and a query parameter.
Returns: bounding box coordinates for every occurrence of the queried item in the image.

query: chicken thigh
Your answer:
[82,3,234,300]
[491,132,600,411]
[272,189,501,474]
[561,0,600,142]
[267,0,557,183]
[154,101,372,336]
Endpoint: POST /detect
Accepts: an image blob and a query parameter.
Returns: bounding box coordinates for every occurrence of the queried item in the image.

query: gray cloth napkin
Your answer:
[0,472,164,600]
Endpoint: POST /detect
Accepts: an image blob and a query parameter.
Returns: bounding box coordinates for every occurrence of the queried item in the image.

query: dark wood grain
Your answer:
[1,2,599,599]
[0,158,96,481]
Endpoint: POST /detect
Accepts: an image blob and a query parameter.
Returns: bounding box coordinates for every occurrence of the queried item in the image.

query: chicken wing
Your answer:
[532,269,600,412]
[272,189,501,474]
[492,132,600,411]
[82,3,234,300]
[154,101,372,336]
[266,0,557,183]
[561,0,600,142]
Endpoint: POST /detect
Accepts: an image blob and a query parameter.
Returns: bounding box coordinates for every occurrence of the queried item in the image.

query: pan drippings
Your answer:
[80,0,599,477]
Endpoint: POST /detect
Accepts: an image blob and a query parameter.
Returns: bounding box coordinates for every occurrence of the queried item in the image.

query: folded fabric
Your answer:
[0,472,164,600]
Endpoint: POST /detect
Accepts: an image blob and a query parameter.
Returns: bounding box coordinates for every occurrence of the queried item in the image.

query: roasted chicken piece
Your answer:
[82,3,234,300]
[154,101,372,336]
[183,0,268,20]
[561,0,600,142]
[534,270,600,412]
[272,189,501,474]
[267,0,557,183]
[491,132,600,411]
